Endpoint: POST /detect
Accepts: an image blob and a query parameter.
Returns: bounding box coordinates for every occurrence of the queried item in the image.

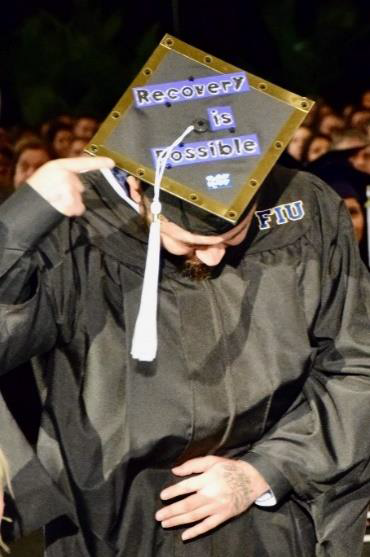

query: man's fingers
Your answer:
[76,181,85,194]
[172,456,219,476]
[161,504,213,528]
[156,493,208,522]
[72,199,86,216]
[181,514,223,541]
[160,475,205,501]
[54,156,115,173]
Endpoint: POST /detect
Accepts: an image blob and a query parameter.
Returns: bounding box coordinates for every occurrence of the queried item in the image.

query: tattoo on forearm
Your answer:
[222,463,252,514]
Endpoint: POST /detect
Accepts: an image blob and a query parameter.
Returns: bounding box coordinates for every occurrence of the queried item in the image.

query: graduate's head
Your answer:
[126,175,254,273]
[85,34,315,263]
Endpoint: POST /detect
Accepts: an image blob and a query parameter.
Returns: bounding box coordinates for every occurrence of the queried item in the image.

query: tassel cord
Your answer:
[131,125,194,361]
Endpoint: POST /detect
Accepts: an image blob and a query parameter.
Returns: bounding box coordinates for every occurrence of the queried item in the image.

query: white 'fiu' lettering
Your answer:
[255,200,305,230]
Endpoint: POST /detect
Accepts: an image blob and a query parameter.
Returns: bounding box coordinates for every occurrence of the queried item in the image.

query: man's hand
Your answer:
[27,156,114,217]
[155,456,270,541]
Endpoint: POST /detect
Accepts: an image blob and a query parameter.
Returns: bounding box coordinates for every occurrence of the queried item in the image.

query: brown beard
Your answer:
[139,196,211,281]
[181,255,211,281]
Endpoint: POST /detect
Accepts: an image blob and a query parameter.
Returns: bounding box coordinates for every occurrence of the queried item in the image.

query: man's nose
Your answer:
[195,245,226,266]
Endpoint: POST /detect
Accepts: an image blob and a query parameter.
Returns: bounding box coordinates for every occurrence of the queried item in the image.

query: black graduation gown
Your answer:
[0,165,369,556]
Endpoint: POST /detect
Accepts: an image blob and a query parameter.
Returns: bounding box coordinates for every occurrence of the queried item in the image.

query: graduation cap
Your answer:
[85,35,314,361]
[86,34,314,225]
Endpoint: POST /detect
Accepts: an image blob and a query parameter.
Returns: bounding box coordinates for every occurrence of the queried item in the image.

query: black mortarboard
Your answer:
[86,34,314,225]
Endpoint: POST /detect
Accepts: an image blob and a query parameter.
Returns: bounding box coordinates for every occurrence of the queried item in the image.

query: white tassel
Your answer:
[131,125,194,361]
[130,217,161,360]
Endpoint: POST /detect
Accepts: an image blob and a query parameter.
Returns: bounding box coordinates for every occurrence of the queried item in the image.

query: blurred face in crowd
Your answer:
[74,117,98,141]
[317,103,333,119]
[334,136,367,150]
[301,110,315,128]
[0,128,11,148]
[14,147,50,189]
[319,114,345,136]
[287,126,312,160]
[68,138,87,157]
[342,104,355,118]
[53,129,74,158]
[306,136,331,162]
[361,90,370,110]
[58,114,75,127]
[349,110,370,130]
[344,197,364,243]
[349,145,370,174]
[0,152,13,187]
[16,130,39,144]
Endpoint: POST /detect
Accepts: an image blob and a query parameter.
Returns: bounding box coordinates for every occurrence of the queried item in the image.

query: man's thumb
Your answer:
[55,155,115,173]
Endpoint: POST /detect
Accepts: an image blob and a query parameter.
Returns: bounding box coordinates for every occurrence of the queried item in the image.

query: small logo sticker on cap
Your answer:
[206,173,232,190]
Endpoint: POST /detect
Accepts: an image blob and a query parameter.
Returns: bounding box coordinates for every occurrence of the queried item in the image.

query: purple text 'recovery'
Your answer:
[133,72,250,108]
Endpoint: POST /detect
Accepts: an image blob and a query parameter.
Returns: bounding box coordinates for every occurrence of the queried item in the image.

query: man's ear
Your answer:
[126,176,143,204]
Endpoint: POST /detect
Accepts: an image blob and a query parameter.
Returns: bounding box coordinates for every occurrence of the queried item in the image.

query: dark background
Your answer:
[1,0,370,127]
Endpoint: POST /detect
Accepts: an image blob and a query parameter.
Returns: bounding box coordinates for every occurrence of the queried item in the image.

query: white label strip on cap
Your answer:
[100,168,141,214]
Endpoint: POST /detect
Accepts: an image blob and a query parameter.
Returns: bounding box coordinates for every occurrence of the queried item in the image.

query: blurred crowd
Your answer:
[0,114,99,201]
[0,90,369,267]
[282,88,370,267]
[0,114,101,449]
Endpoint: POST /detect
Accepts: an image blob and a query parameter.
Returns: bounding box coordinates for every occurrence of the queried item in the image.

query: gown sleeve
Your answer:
[0,186,75,537]
[0,184,64,371]
[243,199,370,504]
